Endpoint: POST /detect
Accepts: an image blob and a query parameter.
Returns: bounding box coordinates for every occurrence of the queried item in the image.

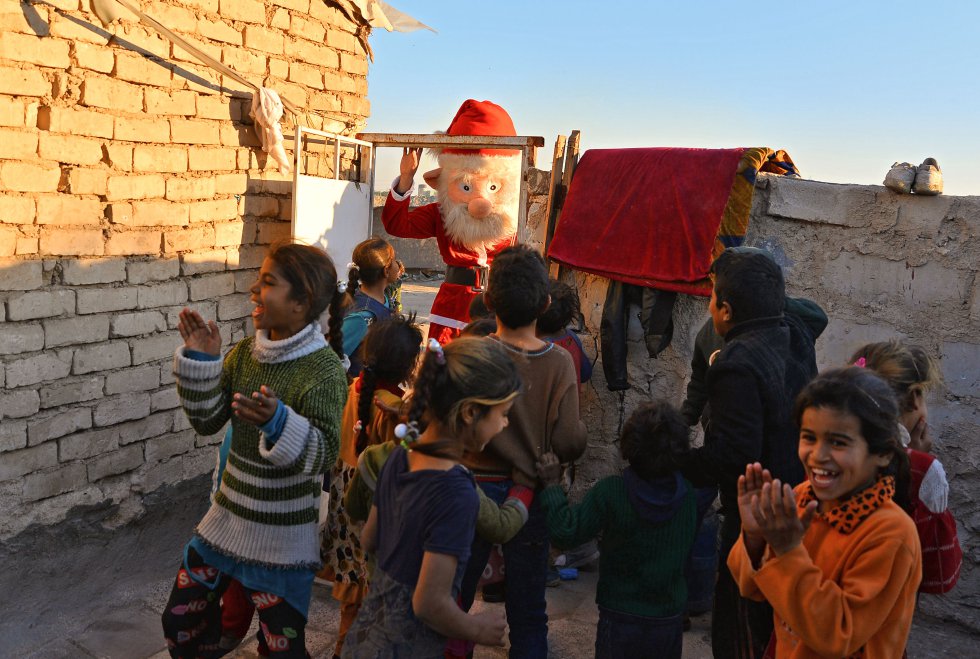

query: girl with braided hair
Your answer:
[322,314,423,657]
[340,237,403,377]
[342,337,522,658]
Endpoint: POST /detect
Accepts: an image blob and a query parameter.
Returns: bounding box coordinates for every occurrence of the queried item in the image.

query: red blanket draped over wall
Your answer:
[547,147,746,295]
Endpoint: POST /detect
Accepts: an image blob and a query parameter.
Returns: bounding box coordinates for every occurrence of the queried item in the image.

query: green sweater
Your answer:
[346,441,530,544]
[540,475,697,617]
[175,324,346,568]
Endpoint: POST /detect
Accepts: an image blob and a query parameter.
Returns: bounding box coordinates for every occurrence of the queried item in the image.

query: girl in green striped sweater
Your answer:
[161,243,348,659]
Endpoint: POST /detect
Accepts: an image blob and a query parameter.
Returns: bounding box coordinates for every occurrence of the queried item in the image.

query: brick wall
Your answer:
[566,174,980,632]
[0,0,370,538]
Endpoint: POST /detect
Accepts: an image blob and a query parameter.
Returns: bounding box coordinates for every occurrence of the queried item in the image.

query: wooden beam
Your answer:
[356,133,545,149]
[543,134,567,259]
[555,130,581,281]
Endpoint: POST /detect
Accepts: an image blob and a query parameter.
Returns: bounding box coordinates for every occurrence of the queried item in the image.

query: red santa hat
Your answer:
[423,99,520,188]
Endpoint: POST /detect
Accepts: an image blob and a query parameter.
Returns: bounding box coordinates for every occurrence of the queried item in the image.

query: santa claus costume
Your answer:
[381,100,522,344]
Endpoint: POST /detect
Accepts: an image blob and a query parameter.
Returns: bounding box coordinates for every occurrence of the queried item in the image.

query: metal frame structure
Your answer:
[357,133,545,243]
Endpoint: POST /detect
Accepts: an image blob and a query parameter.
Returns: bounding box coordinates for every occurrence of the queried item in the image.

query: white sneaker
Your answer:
[912,157,943,195]
[884,162,916,194]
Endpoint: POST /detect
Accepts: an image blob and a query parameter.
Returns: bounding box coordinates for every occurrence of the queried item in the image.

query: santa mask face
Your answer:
[431,153,520,249]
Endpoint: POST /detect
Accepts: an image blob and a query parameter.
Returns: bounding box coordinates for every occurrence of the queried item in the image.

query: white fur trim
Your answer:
[920,459,949,513]
[428,313,469,330]
[389,177,412,201]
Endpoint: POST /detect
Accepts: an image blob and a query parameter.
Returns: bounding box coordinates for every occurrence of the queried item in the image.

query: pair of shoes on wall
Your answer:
[884,158,943,195]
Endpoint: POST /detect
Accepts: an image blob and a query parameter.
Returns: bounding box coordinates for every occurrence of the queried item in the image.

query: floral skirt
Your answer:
[322,461,368,587]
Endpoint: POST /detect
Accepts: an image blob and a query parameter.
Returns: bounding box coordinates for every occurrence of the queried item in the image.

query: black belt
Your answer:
[445,265,488,290]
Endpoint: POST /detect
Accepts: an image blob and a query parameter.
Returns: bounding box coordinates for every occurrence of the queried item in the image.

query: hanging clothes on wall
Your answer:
[549,147,798,390]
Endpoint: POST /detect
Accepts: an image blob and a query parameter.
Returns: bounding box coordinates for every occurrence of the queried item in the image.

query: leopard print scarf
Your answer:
[798,476,895,535]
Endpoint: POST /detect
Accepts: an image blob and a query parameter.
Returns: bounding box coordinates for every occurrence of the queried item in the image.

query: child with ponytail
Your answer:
[728,367,921,658]
[322,314,424,657]
[849,340,962,594]
[341,337,522,658]
[341,237,402,377]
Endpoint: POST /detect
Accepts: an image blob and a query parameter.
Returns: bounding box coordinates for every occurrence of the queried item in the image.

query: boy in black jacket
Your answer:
[680,249,819,659]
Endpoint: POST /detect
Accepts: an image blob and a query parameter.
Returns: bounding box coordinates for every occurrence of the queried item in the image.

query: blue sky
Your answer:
[364,1,980,196]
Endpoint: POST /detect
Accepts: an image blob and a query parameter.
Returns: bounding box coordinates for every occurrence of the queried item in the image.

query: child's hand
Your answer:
[751,479,818,556]
[736,463,771,540]
[535,452,561,486]
[471,610,507,647]
[374,395,408,422]
[909,417,932,453]
[177,308,221,356]
[395,147,422,194]
[232,386,278,426]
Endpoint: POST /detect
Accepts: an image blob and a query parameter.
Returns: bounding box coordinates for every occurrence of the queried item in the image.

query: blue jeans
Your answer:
[595,607,683,659]
[459,479,549,658]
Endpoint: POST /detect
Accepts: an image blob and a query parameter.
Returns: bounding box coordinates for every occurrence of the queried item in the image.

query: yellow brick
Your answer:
[288,62,324,90]
[106,175,166,201]
[133,145,188,174]
[73,42,114,73]
[0,127,38,159]
[271,8,289,29]
[244,26,284,55]
[49,12,110,44]
[195,95,233,121]
[197,18,241,45]
[166,177,216,201]
[214,220,253,246]
[147,1,197,32]
[256,221,290,244]
[0,196,35,225]
[106,144,133,172]
[164,225,216,253]
[268,58,288,78]
[310,91,341,113]
[36,195,104,225]
[114,53,172,88]
[0,3,50,36]
[0,225,16,256]
[184,0,219,11]
[0,31,71,68]
[214,172,247,194]
[323,69,356,94]
[0,66,50,97]
[0,162,61,193]
[273,81,307,109]
[105,229,162,256]
[290,15,325,42]
[16,234,38,255]
[81,77,143,113]
[144,88,196,115]
[0,95,25,127]
[341,94,369,117]
[36,106,114,139]
[171,119,221,145]
[39,227,104,256]
[68,168,108,195]
[114,116,171,143]
[221,46,266,76]
[38,133,104,166]
[309,0,345,25]
[284,38,338,67]
[220,123,261,148]
[218,0,265,23]
[340,51,369,76]
[187,147,236,171]
[113,24,171,59]
[189,198,238,223]
[170,38,223,66]
[131,201,190,226]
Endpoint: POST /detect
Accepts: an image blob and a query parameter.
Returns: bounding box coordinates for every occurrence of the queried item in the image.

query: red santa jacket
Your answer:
[381,194,514,340]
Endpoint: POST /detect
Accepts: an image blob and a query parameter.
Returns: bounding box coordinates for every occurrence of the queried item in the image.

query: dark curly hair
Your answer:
[355,314,423,455]
[620,401,691,481]
[485,245,549,330]
[537,279,580,335]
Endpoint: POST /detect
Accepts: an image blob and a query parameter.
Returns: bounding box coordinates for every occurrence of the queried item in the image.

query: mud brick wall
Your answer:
[565,174,980,632]
[0,0,370,538]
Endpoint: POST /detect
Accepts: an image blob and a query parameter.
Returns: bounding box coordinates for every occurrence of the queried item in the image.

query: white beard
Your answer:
[439,194,517,250]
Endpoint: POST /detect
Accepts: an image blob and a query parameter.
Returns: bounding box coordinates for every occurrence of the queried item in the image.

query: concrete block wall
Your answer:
[567,174,980,632]
[0,0,370,538]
